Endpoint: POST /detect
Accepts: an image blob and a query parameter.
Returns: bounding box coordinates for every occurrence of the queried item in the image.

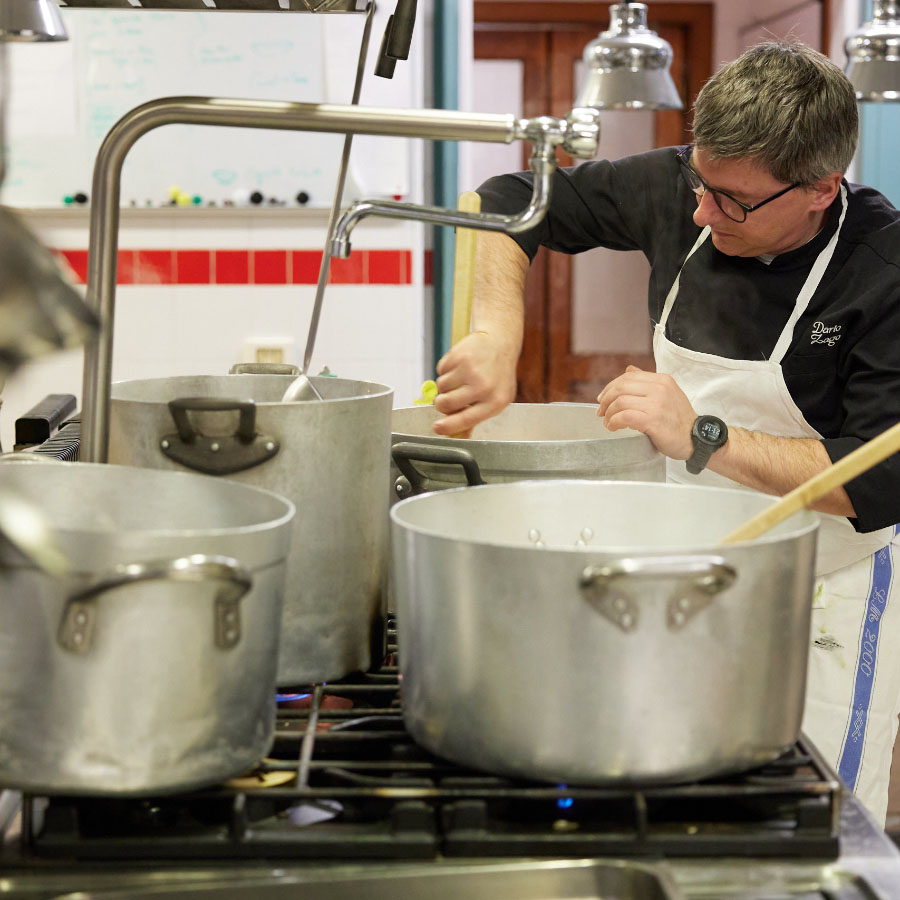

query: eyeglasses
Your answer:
[676,146,801,223]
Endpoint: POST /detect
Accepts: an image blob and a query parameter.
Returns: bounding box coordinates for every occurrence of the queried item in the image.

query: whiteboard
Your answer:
[1,7,386,209]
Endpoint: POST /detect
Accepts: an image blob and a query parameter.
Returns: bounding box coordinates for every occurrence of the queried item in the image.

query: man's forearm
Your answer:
[431,232,530,433]
[471,230,528,361]
[708,427,856,517]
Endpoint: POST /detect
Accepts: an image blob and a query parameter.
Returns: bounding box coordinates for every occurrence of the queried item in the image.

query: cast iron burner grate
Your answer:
[21,625,841,863]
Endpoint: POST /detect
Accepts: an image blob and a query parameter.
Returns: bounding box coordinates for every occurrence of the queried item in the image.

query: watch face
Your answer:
[699,419,723,442]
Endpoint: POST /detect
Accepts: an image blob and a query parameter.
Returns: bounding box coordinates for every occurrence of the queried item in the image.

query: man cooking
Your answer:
[430,40,900,827]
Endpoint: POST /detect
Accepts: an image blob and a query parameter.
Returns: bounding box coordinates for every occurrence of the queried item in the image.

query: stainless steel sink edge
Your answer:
[0,857,888,900]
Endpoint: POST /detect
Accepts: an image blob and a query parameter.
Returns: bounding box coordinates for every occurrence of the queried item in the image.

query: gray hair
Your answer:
[692,41,858,184]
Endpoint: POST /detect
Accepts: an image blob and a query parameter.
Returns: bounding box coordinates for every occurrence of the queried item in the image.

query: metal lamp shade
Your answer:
[0,0,68,42]
[845,0,900,102]
[575,2,682,111]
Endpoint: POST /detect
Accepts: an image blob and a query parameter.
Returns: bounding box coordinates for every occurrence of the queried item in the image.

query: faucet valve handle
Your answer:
[563,107,601,159]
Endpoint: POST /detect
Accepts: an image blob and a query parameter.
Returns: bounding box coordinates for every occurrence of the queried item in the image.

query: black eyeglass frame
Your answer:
[676,146,802,223]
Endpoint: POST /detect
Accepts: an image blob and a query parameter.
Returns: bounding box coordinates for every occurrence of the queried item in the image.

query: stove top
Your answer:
[5,425,900,899]
[17,630,842,865]
[6,637,900,900]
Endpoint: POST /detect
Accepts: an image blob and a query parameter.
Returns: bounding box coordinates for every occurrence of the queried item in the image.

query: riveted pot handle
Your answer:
[58,554,252,654]
[392,441,485,498]
[580,555,737,633]
[161,397,280,475]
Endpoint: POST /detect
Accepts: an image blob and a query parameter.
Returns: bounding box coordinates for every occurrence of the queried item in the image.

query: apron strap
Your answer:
[769,184,849,364]
[658,226,710,330]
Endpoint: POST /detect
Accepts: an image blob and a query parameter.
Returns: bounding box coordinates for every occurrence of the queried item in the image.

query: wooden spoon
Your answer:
[446,190,481,439]
[450,191,481,346]
[720,419,900,544]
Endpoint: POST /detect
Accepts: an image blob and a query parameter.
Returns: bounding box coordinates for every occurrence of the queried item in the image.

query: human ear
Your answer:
[807,173,842,210]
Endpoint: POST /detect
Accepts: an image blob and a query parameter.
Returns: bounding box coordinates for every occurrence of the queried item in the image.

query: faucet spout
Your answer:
[330,108,600,257]
[331,142,558,258]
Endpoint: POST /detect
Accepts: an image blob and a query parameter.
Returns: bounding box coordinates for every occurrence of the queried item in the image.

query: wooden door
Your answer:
[474,2,713,402]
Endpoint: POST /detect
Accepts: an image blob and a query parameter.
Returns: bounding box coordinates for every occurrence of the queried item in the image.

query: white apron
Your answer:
[653,187,900,825]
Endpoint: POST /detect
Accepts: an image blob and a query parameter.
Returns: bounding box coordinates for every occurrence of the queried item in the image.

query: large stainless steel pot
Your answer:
[0,461,294,796]
[391,480,819,784]
[390,403,664,501]
[108,374,392,687]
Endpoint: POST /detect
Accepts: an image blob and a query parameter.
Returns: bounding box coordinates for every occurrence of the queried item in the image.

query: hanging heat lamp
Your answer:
[845,0,900,102]
[0,0,68,42]
[574,2,683,111]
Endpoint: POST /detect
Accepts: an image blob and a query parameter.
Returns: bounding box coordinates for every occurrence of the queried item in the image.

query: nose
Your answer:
[692,189,725,228]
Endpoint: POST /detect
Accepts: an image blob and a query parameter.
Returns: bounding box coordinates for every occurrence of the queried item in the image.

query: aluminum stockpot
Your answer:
[391,479,819,785]
[0,461,294,796]
[108,374,393,687]
[390,403,664,502]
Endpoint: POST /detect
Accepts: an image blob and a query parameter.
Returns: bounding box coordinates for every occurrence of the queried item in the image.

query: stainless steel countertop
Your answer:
[1,788,899,898]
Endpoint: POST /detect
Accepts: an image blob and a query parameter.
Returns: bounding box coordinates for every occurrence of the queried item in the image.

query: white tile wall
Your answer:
[0,212,430,452]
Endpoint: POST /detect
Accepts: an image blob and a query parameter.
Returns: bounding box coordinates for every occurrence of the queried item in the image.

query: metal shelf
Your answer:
[56,0,366,11]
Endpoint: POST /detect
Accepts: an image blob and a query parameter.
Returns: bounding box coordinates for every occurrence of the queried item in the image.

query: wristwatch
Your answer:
[686,415,728,475]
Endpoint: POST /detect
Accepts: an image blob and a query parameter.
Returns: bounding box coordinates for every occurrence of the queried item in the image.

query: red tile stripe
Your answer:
[55,249,419,286]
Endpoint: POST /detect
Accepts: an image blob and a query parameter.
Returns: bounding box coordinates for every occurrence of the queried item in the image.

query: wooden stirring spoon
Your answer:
[720,419,900,544]
[445,190,481,439]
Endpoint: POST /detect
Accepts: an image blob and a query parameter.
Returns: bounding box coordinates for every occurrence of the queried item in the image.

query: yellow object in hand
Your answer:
[414,379,438,405]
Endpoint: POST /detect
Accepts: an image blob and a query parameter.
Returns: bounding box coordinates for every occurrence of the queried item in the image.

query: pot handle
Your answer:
[161,396,280,475]
[58,554,252,654]
[579,555,737,633]
[391,441,486,498]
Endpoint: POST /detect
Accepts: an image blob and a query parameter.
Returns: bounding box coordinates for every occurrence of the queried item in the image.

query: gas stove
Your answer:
[19,665,843,864]
[4,419,900,897]
[2,629,900,898]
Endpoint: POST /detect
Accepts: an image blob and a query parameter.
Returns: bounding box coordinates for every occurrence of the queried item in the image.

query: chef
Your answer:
[431,40,900,826]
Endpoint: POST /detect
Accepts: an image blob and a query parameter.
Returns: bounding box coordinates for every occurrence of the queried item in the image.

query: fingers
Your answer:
[597,369,670,415]
[595,370,696,459]
[604,408,654,437]
[433,366,502,418]
[434,368,478,401]
[431,332,517,434]
[433,382,478,416]
[435,349,501,401]
[597,393,654,431]
[431,400,500,436]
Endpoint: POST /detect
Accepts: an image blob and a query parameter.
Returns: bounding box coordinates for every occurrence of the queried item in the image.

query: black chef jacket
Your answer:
[477,146,900,533]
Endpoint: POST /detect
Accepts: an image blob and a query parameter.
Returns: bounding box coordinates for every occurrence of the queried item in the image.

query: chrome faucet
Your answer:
[330,108,602,257]
[80,97,600,463]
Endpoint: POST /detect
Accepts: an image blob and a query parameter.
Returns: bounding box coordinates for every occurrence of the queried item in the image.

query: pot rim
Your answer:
[390,478,820,552]
[391,403,653,446]
[110,374,393,405]
[0,461,297,540]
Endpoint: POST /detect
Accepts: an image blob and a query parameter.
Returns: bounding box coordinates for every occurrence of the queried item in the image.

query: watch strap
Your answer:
[685,444,713,475]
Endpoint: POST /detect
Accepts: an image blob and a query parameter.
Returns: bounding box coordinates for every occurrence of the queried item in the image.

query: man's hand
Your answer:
[596,365,697,459]
[598,367,856,517]
[431,331,518,436]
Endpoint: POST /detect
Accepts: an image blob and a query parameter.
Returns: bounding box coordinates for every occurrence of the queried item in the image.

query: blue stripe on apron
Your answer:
[837,544,894,789]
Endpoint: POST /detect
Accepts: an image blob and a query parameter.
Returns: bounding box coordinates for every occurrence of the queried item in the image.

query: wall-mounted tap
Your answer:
[330,108,600,258]
[80,97,601,463]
